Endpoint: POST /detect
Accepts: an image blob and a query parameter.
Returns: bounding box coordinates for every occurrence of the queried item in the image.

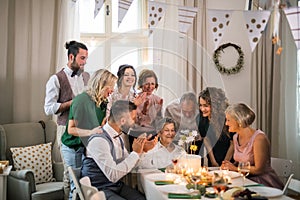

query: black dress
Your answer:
[196,114,234,166]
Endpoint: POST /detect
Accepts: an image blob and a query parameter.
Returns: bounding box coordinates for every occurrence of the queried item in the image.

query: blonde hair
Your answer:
[86,69,117,107]
[225,103,255,128]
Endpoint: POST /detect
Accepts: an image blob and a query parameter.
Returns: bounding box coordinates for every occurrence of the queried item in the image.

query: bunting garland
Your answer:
[243,10,271,51]
[207,10,233,50]
[148,1,166,33]
[118,0,133,26]
[91,0,298,52]
[178,6,198,34]
[94,0,104,18]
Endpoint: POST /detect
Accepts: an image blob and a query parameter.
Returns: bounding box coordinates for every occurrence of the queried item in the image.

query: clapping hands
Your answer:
[132,133,158,154]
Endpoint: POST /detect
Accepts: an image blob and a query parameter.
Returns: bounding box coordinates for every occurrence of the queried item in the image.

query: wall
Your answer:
[206,0,251,105]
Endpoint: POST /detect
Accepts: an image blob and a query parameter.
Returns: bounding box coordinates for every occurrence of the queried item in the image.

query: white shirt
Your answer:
[139,141,186,169]
[44,66,86,115]
[85,123,140,183]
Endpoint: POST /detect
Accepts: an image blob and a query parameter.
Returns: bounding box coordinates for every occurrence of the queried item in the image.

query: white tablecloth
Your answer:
[138,170,293,200]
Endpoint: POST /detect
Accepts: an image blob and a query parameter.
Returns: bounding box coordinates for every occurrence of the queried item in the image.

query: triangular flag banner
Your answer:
[118,0,133,26]
[243,10,271,52]
[178,6,198,34]
[94,0,104,18]
[284,7,300,49]
[148,1,166,33]
[207,9,233,50]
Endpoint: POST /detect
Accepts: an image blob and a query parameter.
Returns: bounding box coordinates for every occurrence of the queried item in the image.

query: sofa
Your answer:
[0,120,64,200]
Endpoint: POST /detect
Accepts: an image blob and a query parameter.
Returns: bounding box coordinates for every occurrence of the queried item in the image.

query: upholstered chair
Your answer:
[0,120,64,200]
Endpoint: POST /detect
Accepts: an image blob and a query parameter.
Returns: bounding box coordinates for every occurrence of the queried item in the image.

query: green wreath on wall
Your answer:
[213,43,244,75]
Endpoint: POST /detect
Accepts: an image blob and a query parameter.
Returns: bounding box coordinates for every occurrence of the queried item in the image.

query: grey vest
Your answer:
[56,69,89,125]
[81,130,125,191]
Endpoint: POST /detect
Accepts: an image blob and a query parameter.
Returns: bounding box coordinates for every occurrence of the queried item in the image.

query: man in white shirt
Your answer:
[44,40,89,199]
[81,100,153,200]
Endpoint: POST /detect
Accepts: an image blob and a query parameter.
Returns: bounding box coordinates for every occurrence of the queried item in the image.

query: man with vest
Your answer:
[82,100,155,200]
[44,40,89,199]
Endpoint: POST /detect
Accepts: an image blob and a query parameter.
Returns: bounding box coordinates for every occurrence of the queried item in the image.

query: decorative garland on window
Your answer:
[213,43,244,75]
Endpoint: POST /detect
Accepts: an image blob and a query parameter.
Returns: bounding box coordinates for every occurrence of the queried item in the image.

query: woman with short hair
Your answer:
[221,103,284,189]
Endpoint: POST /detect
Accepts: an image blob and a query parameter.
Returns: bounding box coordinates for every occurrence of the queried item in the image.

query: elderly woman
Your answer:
[135,69,163,127]
[221,103,284,189]
[138,117,185,169]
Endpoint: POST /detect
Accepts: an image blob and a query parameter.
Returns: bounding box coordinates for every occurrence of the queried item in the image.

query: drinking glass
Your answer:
[237,161,250,187]
[165,165,175,174]
[171,157,179,172]
[187,169,202,190]
[172,154,184,173]
[212,172,228,199]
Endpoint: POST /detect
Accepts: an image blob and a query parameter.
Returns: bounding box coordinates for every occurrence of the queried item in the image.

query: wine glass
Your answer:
[237,161,250,187]
[171,157,179,171]
[187,169,202,190]
[165,165,175,174]
[212,172,228,199]
[172,154,185,173]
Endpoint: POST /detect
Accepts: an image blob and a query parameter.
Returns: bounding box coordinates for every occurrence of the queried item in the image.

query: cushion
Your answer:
[10,142,54,184]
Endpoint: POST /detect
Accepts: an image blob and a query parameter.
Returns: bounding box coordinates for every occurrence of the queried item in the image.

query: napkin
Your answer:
[154,180,174,185]
[244,184,264,187]
[168,193,201,199]
[158,168,166,172]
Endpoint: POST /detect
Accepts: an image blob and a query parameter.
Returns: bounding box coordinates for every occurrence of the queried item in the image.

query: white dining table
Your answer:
[138,169,293,200]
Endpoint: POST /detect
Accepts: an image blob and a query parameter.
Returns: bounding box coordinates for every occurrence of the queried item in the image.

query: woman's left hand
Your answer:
[221,160,236,171]
[90,126,103,135]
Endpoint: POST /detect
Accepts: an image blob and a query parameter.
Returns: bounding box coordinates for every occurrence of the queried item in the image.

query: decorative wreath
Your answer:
[213,43,244,75]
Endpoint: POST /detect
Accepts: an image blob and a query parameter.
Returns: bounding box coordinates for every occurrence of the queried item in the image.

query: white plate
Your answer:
[145,173,180,181]
[210,170,241,179]
[208,167,220,171]
[247,186,283,198]
[157,184,193,194]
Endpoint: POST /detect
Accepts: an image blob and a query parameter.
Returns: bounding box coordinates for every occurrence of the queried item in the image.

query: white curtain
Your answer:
[278,13,300,179]
[0,0,79,124]
[251,10,300,179]
[55,0,80,71]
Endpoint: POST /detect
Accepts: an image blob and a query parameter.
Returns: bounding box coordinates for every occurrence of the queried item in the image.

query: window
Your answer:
[79,0,149,74]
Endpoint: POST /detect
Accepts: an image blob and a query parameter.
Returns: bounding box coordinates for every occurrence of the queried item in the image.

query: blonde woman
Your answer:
[222,103,284,189]
[61,69,117,199]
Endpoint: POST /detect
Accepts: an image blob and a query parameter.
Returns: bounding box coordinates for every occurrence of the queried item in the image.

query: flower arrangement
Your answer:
[178,130,198,154]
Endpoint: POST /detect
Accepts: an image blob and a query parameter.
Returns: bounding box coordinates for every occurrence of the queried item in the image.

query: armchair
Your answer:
[0,120,64,200]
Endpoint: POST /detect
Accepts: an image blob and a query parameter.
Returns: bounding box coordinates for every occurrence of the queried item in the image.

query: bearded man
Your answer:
[81,100,155,200]
[44,40,89,199]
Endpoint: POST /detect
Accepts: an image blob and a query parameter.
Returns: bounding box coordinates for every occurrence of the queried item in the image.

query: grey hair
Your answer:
[225,103,255,128]
[156,117,178,133]
[180,92,197,105]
